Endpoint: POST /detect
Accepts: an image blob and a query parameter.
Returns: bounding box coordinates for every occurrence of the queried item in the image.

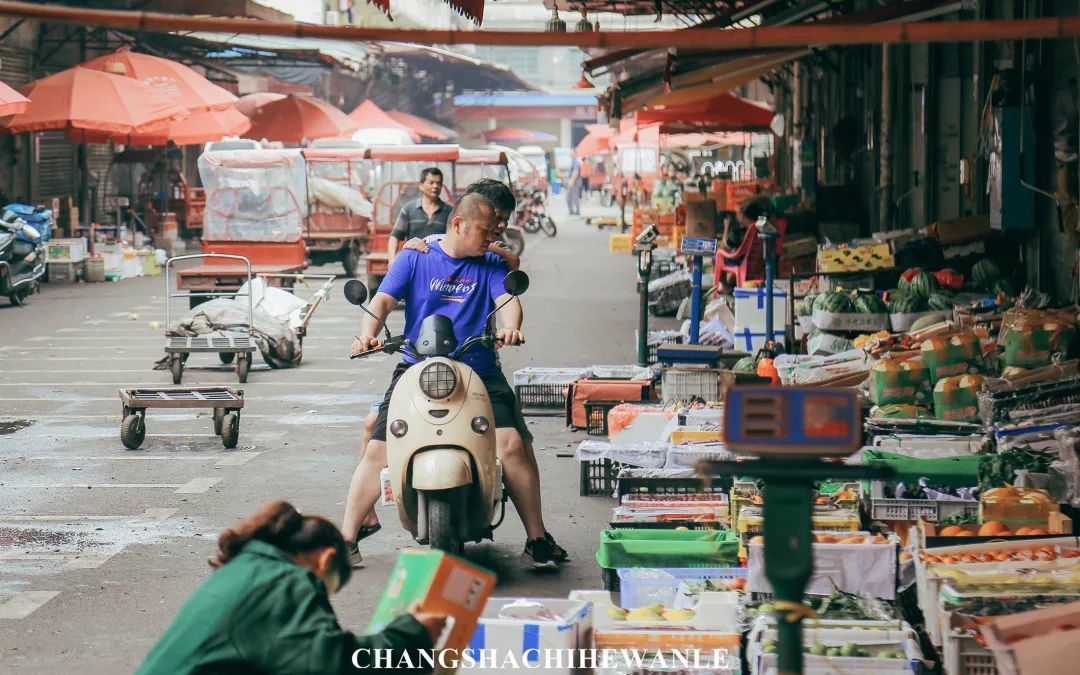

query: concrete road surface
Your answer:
[0,199,678,672]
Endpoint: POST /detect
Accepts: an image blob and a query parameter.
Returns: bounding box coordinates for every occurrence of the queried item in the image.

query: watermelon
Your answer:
[854,293,888,314]
[816,291,854,314]
[972,258,1002,289]
[907,270,939,298]
[927,291,955,312]
[898,268,920,293]
[890,293,927,314]
[733,356,757,372]
[797,294,817,317]
[993,279,1015,297]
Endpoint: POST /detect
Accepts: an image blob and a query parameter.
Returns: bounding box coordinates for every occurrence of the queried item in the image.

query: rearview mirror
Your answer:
[343,279,369,306]
[504,270,529,297]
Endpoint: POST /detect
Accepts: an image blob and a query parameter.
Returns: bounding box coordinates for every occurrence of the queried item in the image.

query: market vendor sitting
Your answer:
[715,195,773,293]
[137,500,445,675]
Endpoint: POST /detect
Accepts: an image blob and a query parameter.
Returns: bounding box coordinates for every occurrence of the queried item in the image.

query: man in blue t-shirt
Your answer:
[343,193,563,569]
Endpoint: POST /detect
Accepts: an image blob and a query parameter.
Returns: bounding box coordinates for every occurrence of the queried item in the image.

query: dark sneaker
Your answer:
[545,532,569,562]
[349,543,364,568]
[523,537,559,569]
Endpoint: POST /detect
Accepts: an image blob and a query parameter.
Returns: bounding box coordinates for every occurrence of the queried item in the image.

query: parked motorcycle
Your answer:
[0,208,46,306]
[518,189,557,237]
[501,222,525,257]
[345,271,529,553]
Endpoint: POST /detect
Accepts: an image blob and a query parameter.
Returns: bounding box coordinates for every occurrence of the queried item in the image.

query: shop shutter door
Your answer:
[0,45,32,201]
[33,131,76,202]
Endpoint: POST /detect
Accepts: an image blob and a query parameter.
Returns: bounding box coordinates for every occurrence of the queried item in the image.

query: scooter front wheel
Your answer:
[540,217,557,237]
[426,487,466,554]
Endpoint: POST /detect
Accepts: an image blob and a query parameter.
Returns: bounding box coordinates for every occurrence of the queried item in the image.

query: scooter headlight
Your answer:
[418,362,457,400]
[389,419,408,438]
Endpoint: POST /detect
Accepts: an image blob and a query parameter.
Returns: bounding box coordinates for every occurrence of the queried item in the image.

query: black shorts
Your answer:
[370,362,532,443]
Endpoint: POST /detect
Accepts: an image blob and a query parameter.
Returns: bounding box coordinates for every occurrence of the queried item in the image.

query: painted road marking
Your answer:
[1,414,364,421]
[0,553,115,571]
[0,508,177,523]
[0,591,60,619]
[0,381,355,387]
[4,454,261,466]
[213,452,260,467]
[0,479,221,494]
[0,368,364,373]
[175,477,222,493]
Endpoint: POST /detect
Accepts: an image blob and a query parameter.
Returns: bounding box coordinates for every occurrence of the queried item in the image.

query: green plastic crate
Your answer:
[861,450,983,488]
[596,528,740,570]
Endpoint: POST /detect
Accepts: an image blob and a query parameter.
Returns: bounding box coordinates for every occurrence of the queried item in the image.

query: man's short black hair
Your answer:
[740,195,772,222]
[464,178,516,215]
[420,167,443,182]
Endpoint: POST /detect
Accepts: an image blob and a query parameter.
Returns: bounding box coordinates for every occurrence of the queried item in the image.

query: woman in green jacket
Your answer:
[138,500,443,674]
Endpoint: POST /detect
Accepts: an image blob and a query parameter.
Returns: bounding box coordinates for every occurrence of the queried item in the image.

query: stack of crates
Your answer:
[661,367,724,404]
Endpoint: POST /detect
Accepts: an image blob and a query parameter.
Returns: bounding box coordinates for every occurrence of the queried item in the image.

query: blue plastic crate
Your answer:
[617,566,746,608]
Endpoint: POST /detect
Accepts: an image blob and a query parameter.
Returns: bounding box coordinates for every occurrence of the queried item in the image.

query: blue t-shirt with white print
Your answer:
[377,240,508,376]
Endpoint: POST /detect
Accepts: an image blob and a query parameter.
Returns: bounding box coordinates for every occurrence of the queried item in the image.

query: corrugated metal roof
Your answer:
[454,93,597,107]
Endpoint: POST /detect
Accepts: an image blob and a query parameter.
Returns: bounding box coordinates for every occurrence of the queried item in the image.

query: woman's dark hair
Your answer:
[420,167,443,182]
[465,178,516,214]
[739,195,772,223]
[211,500,352,586]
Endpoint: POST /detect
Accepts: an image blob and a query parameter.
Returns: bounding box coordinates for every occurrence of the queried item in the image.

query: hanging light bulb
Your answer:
[546,5,567,32]
[576,9,593,32]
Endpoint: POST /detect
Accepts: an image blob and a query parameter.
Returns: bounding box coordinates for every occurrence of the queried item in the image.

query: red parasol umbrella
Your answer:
[387,110,455,141]
[348,100,421,142]
[637,92,775,133]
[235,92,286,118]
[80,47,237,112]
[0,79,28,118]
[4,66,187,143]
[128,107,251,146]
[478,126,557,143]
[246,95,358,143]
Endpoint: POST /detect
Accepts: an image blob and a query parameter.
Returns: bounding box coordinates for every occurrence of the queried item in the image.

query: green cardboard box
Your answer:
[367,549,496,659]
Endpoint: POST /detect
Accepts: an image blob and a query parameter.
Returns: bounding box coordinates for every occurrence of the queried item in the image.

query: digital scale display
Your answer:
[723,387,861,455]
[679,237,718,256]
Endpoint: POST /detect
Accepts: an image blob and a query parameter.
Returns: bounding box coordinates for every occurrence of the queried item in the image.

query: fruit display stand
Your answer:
[617,567,746,609]
[596,529,740,592]
[746,533,900,600]
[745,617,922,675]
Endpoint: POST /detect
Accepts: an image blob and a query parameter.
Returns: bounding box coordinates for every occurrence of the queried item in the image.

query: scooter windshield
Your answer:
[415,314,459,358]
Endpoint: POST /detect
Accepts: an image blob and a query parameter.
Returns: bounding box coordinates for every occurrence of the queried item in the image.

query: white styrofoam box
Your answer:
[870,435,988,456]
[734,286,789,332]
[747,540,898,600]
[46,237,88,263]
[812,309,890,332]
[464,598,592,674]
[731,327,786,353]
[889,310,950,333]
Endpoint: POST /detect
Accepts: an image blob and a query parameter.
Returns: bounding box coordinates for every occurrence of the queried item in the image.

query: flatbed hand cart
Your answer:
[120,386,244,449]
[165,253,257,384]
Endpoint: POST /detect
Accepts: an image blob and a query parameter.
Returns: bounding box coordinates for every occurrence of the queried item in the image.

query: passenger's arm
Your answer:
[493,293,524,346]
[487,243,520,270]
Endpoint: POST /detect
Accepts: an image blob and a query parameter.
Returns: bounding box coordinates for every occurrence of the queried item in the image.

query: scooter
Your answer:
[344,271,529,553]
[520,190,557,237]
[0,208,46,306]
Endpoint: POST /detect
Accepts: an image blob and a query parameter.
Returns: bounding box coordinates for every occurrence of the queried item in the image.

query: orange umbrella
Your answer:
[235,92,286,118]
[0,79,28,118]
[387,110,455,141]
[348,100,421,142]
[5,66,187,143]
[245,95,357,143]
[128,107,251,146]
[80,47,237,112]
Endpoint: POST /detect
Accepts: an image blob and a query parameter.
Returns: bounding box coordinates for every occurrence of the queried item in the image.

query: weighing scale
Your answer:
[697,387,893,675]
[635,240,657,367]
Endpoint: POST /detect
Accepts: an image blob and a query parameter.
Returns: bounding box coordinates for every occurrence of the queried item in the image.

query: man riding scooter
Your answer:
[344,192,565,568]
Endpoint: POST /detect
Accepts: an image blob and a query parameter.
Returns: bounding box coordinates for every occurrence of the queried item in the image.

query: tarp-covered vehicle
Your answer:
[302,145,374,276]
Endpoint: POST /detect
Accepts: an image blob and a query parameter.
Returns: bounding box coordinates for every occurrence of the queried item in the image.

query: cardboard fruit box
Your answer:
[979,599,1080,675]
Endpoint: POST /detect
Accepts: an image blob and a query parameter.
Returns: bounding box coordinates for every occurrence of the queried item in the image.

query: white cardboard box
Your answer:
[734,287,790,332]
[731,327,786,353]
[463,597,592,674]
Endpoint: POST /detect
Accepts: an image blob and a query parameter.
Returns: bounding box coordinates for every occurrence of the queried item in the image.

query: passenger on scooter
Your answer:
[344,193,564,569]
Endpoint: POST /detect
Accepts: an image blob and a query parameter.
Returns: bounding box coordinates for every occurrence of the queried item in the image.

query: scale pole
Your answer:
[689,254,703,344]
[636,245,654,366]
[758,216,779,344]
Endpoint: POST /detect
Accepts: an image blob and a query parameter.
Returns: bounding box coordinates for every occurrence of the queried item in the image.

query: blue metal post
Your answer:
[689,254,703,344]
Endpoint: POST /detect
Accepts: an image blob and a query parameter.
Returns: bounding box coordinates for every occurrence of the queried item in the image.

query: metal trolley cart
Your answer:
[165,253,257,384]
[119,386,245,450]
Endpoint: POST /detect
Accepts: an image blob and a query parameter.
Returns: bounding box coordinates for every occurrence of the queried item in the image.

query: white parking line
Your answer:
[0,479,221,494]
[213,452,260,467]
[0,553,115,571]
[0,591,60,619]
[0,508,177,523]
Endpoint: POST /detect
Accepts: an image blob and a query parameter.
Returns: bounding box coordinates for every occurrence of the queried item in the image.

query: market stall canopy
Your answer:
[246,95,358,143]
[128,106,251,146]
[79,46,237,112]
[663,131,752,149]
[348,100,422,142]
[3,66,188,143]
[478,126,557,144]
[0,79,28,117]
[387,110,456,142]
[575,124,615,158]
[235,92,286,117]
[637,92,775,134]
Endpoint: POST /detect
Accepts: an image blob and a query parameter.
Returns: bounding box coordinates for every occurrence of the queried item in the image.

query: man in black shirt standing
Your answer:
[387,167,452,266]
